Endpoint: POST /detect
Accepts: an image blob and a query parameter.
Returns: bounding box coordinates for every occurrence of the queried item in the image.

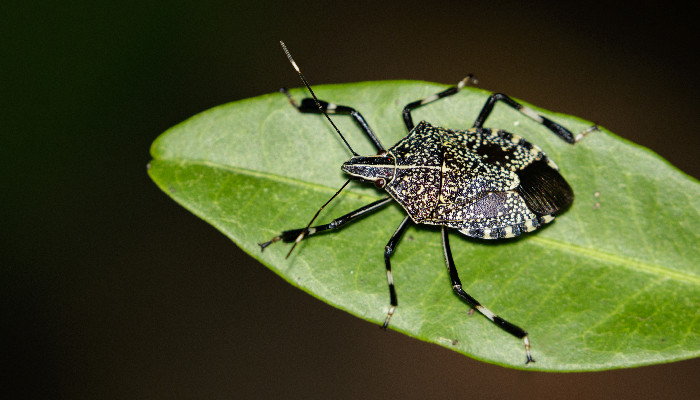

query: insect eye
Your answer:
[374,178,386,189]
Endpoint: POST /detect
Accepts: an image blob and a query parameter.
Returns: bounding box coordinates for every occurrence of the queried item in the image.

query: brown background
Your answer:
[3,1,698,399]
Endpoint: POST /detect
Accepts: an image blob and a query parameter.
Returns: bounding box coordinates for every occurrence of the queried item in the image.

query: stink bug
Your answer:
[260,42,597,364]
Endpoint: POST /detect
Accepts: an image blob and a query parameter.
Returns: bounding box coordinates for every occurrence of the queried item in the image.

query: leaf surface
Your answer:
[148,81,700,370]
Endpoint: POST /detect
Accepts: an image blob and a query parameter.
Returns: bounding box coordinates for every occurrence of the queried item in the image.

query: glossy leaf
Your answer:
[148,81,700,371]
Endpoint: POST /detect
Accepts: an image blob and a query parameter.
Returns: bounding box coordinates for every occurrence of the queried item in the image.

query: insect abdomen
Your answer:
[514,158,574,217]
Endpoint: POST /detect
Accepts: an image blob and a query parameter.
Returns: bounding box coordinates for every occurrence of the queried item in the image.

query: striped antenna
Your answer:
[280,41,359,156]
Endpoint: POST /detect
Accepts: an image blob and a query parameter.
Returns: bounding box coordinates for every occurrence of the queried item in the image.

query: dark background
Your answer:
[3,1,698,399]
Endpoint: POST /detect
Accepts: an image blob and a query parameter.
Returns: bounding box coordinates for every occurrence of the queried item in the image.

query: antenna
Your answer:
[280,41,359,156]
[286,179,352,259]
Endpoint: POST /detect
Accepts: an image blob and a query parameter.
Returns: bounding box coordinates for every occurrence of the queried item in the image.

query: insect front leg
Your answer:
[472,92,597,144]
[402,75,478,131]
[382,216,411,328]
[441,227,535,364]
[279,88,385,152]
[258,197,392,250]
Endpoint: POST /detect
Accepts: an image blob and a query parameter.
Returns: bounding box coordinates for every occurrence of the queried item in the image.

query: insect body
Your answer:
[261,42,596,364]
[343,121,574,240]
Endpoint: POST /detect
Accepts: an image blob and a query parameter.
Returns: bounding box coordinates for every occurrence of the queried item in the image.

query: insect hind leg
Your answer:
[441,226,534,364]
[473,92,597,144]
[279,88,385,152]
[402,75,478,131]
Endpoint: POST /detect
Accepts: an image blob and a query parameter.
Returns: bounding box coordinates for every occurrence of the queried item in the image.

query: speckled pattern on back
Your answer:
[383,121,572,239]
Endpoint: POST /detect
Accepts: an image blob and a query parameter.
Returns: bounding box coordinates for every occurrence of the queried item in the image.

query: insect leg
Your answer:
[382,215,411,328]
[473,93,597,144]
[441,226,535,364]
[280,88,385,152]
[402,75,478,131]
[259,197,393,250]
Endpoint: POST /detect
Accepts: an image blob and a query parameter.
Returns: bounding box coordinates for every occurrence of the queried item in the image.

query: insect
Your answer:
[260,42,597,364]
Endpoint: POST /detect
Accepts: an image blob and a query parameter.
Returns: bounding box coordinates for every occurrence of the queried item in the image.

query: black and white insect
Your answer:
[260,42,596,364]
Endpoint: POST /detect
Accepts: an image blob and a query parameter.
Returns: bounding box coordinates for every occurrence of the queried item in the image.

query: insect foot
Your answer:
[257,236,280,251]
[382,306,396,329]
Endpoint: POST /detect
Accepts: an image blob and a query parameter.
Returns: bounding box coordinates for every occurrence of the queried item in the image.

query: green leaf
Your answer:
[148,81,700,371]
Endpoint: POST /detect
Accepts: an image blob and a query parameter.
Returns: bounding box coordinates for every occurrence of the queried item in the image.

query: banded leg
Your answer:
[402,75,478,131]
[382,215,411,328]
[473,92,597,144]
[258,197,393,250]
[280,88,385,152]
[441,226,534,364]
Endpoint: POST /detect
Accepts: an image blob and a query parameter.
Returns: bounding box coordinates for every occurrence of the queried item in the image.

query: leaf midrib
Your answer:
[531,237,699,284]
[157,157,700,285]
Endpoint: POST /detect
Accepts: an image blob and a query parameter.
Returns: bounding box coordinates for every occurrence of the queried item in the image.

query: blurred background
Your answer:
[3,1,698,399]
